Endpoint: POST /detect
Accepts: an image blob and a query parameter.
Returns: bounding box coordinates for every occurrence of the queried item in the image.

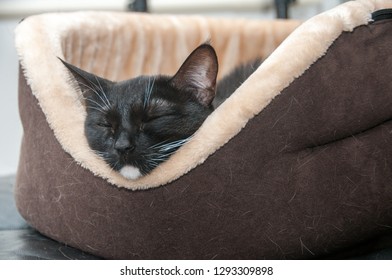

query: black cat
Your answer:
[61,44,260,179]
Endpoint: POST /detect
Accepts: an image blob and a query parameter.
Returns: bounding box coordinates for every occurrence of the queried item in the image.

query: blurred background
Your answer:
[0,0,345,176]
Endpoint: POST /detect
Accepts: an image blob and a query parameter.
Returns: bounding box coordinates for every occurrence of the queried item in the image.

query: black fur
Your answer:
[60,44,260,177]
[214,59,262,108]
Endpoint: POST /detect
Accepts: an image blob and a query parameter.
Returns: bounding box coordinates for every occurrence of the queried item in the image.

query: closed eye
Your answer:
[97,122,116,135]
[144,114,177,123]
[144,115,161,122]
[145,99,177,122]
[97,122,112,128]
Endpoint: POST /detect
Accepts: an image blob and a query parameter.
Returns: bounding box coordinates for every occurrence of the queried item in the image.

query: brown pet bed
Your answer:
[15,0,392,259]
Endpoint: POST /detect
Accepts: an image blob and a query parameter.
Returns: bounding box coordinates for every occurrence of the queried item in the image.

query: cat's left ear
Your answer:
[170,44,218,107]
[58,57,112,100]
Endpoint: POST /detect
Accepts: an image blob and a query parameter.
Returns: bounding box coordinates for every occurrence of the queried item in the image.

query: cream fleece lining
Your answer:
[14,0,392,190]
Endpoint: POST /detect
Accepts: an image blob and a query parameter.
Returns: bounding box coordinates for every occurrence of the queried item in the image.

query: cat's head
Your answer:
[60,44,218,179]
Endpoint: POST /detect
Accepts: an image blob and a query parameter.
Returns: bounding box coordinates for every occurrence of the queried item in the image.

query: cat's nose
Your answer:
[114,134,135,153]
[115,142,135,153]
[115,143,135,153]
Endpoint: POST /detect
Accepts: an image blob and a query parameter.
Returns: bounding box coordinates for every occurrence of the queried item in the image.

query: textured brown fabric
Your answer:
[15,19,392,259]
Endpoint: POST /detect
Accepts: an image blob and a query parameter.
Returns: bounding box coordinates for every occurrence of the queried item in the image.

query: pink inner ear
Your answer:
[171,44,218,106]
[186,55,216,88]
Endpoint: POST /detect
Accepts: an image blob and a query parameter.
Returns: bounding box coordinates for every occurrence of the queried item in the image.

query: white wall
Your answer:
[0,19,22,176]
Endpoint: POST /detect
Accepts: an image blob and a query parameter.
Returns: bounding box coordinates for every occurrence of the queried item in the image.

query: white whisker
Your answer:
[87,106,107,114]
[94,76,111,108]
[85,97,110,111]
[142,136,192,172]
[144,76,155,109]
[78,80,111,110]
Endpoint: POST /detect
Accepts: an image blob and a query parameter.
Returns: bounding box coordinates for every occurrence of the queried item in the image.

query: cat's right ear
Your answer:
[170,44,218,107]
[58,58,112,100]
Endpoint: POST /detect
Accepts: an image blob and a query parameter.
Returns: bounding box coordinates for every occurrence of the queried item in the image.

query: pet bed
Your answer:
[14,0,392,259]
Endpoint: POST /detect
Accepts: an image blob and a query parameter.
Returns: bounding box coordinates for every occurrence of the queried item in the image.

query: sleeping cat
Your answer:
[61,44,260,179]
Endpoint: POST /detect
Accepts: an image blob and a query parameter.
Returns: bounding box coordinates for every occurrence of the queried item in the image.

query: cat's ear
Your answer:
[58,58,112,100]
[170,44,218,107]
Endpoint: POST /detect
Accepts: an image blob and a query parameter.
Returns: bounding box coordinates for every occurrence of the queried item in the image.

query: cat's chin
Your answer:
[119,165,142,180]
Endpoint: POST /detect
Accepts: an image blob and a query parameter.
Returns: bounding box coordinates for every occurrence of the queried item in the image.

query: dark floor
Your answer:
[0,175,101,260]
